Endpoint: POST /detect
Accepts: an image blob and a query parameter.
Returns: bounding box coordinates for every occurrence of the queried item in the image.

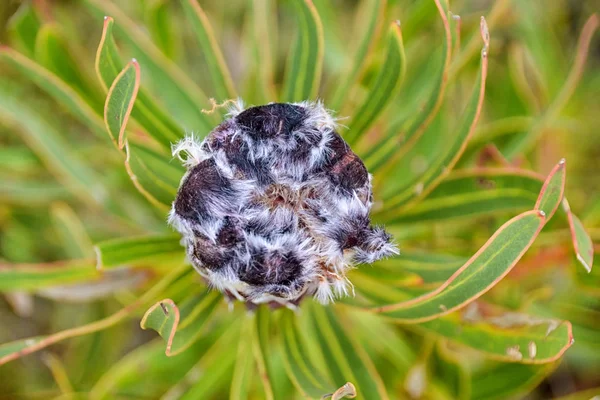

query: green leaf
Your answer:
[418,312,573,364]
[564,199,594,273]
[0,84,109,207]
[181,0,237,100]
[0,264,188,366]
[176,322,241,400]
[534,159,566,220]
[0,260,98,292]
[328,0,387,110]
[385,168,543,225]
[376,252,466,285]
[104,60,140,148]
[250,0,278,103]
[6,3,41,57]
[94,234,183,269]
[90,329,225,399]
[140,292,223,356]
[430,341,470,400]
[94,16,195,149]
[34,23,102,108]
[0,47,106,139]
[254,307,275,400]
[282,0,324,102]
[309,305,389,399]
[364,0,451,171]
[382,17,490,210]
[50,202,94,259]
[124,141,184,209]
[95,16,122,92]
[0,178,70,205]
[85,0,215,133]
[144,0,178,60]
[470,363,555,400]
[372,210,545,322]
[345,21,406,145]
[230,314,256,400]
[280,309,332,398]
[503,15,599,158]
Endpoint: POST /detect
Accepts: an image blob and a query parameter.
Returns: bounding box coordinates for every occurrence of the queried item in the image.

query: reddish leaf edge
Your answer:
[369,158,568,320]
[103,59,140,150]
[371,209,546,319]
[139,298,181,356]
[95,16,114,92]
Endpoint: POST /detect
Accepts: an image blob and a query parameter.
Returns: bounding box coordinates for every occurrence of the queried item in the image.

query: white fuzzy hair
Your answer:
[169,100,398,306]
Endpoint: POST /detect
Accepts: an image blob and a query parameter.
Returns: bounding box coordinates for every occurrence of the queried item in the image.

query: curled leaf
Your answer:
[104,59,140,149]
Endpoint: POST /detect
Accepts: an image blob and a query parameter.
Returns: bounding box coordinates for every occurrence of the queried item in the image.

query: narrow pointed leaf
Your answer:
[534,159,566,219]
[365,0,451,171]
[377,252,466,284]
[90,323,229,399]
[471,364,555,400]
[280,310,333,398]
[309,305,389,399]
[564,199,594,273]
[0,264,188,366]
[182,0,237,99]
[417,312,573,364]
[329,0,387,110]
[0,260,98,292]
[85,0,215,132]
[387,168,544,224]
[254,307,275,400]
[95,16,183,148]
[34,24,103,107]
[382,17,489,210]
[250,0,278,102]
[140,292,223,356]
[282,0,324,102]
[124,141,184,210]
[104,60,140,148]
[144,0,178,60]
[345,21,406,145]
[94,234,183,269]
[177,323,241,400]
[0,87,109,207]
[0,47,106,138]
[372,210,545,322]
[230,314,256,400]
[6,4,41,57]
[1,179,69,204]
[51,202,94,259]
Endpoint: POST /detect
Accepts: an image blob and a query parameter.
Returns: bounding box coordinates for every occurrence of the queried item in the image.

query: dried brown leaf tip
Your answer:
[170,102,397,307]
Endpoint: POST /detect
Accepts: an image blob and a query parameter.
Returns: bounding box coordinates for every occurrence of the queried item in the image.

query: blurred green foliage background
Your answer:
[0,0,599,399]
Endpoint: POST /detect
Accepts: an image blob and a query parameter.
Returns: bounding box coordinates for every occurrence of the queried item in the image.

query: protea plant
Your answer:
[0,0,598,399]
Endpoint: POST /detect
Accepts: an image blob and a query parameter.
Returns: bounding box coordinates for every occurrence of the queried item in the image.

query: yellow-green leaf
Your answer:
[181,0,237,100]
[94,234,183,269]
[140,292,223,356]
[372,210,545,322]
[282,0,324,102]
[345,21,406,145]
[104,60,140,148]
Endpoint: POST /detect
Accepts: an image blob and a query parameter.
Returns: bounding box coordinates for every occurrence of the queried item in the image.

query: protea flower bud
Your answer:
[169,101,398,307]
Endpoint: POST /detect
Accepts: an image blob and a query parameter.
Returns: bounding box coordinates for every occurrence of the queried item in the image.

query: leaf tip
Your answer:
[94,246,103,271]
[480,16,490,52]
[537,210,546,219]
[576,253,592,273]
